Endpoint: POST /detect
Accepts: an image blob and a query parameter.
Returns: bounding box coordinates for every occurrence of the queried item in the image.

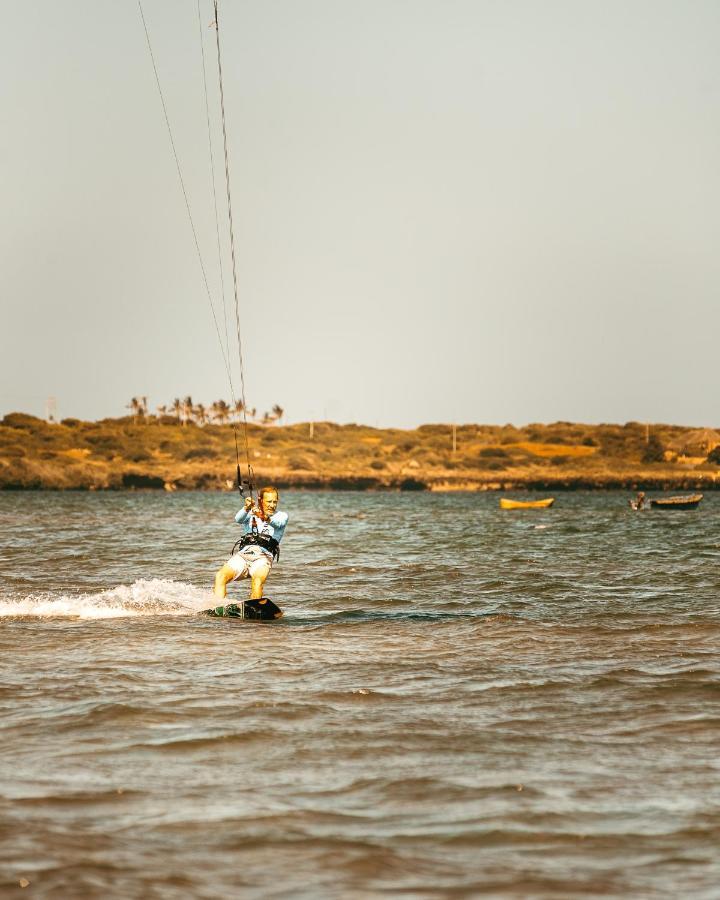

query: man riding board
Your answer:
[213,486,288,613]
[630,491,648,511]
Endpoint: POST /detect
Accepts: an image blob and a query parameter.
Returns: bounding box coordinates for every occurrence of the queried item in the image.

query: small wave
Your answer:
[0,579,214,619]
[294,608,486,625]
[124,729,280,752]
[14,788,142,806]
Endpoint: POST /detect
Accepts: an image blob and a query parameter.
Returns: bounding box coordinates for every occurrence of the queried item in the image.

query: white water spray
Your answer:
[0,579,215,619]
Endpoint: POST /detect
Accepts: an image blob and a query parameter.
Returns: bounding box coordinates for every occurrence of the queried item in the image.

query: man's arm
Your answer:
[235,496,254,524]
[270,511,289,541]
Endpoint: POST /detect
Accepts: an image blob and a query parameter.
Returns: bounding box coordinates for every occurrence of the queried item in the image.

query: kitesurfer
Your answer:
[213,486,288,601]
[630,491,648,511]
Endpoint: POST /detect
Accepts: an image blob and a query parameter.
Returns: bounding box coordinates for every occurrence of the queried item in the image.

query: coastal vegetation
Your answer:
[125,396,284,426]
[3,413,720,491]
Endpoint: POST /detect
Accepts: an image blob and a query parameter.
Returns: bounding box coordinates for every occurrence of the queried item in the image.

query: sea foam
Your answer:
[0,578,214,619]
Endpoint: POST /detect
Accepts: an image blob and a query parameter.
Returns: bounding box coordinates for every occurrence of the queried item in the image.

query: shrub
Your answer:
[1,445,26,457]
[642,435,665,464]
[3,413,44,430]
[287,455,311,471]
[184,447,216,460]
[707,446,720,465]
[122,473,165,489]
[86,433,114,445]
[0,459,42,488]
[398,478,427,491]
[85,434,122,456]
[127,449,152,462]
[479,447,510,459]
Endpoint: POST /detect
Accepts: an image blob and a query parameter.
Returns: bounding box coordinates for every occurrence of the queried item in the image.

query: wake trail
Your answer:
[0,579,215,619]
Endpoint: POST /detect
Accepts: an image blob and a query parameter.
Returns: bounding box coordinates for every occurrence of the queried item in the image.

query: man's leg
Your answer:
[249,559,271,600]
[214,563,240,599]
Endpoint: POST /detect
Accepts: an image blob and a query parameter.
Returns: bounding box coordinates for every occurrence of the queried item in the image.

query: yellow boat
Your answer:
[499,497,555,510]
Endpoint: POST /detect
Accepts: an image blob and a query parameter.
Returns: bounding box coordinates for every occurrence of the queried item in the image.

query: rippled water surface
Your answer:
[1,491,719,898]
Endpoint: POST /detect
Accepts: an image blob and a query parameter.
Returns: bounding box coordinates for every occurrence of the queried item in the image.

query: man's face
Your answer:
[261,491,278,516]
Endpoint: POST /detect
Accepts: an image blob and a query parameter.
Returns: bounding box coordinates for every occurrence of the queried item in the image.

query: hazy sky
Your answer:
[1,0,718,428]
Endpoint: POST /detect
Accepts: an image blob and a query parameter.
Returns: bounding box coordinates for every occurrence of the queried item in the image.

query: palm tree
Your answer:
[126,397,141,424]
[182,396,193,426]
[194,403,207,425]
[233,399,245,422]
[157,404,167,419]
[171,398,182,423]
[213,399,231,425]
[271,404,284,424]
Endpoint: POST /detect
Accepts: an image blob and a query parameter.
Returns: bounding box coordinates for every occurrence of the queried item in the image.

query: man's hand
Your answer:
[244,496,253,512]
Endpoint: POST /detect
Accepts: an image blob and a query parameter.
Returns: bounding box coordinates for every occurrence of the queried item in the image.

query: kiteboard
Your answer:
[203,598,283,621]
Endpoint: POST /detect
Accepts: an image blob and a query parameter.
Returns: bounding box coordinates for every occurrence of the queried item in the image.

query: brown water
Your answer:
[1,491,718,898]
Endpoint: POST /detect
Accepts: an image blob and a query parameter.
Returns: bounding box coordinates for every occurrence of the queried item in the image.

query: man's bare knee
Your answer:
[214,565,236,598]
[250,567,269,599]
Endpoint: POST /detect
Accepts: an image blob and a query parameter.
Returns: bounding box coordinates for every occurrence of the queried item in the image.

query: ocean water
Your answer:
[1,490,718,899]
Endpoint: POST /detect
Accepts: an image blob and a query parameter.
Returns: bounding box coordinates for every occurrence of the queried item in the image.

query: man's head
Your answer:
[259,486,279,516]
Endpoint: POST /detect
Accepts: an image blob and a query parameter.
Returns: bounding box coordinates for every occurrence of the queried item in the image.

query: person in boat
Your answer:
[213,486,289,602]
[630,491,648,510]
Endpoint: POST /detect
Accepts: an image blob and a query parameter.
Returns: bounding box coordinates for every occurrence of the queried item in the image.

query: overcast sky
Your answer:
[1,0,718,428]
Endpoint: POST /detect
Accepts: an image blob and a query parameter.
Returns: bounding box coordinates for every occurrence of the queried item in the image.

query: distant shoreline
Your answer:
[2,478,719,493]
[2,412,719,492]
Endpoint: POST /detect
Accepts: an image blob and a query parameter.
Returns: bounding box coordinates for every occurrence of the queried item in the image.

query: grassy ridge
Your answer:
[1,413,720,491]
